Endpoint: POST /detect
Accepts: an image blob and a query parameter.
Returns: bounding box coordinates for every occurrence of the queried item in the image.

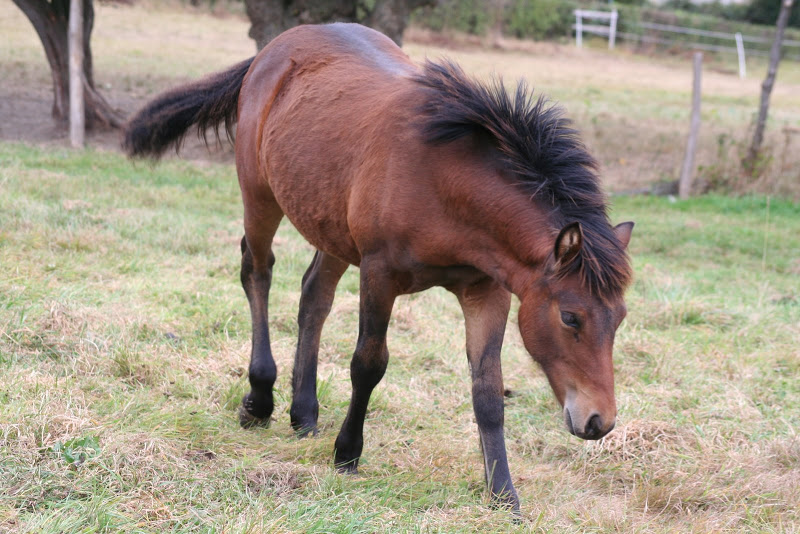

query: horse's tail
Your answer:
[123,57,256,159]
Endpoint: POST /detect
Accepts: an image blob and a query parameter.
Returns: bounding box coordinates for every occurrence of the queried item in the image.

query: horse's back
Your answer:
[304,23,414,75]
[236,24,422,265]
[239,23,415,126]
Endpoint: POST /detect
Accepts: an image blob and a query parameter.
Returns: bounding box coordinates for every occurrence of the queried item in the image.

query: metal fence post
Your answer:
[609,10,618,50]
[735,32,746,79]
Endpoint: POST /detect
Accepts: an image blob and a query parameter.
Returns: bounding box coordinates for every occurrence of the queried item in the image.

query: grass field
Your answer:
[2,145,799,533]
[1,2,800,533]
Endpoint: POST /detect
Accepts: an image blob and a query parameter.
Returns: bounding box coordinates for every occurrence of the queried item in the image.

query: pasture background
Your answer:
[1,2,800,532]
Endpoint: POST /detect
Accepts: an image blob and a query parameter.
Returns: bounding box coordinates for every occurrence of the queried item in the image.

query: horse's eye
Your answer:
[560,311,579,328]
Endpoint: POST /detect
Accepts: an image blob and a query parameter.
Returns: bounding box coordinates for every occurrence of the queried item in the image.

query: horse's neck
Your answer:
[449,168,555,298]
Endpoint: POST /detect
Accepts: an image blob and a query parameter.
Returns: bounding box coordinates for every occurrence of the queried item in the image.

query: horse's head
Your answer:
[518,221,633,440]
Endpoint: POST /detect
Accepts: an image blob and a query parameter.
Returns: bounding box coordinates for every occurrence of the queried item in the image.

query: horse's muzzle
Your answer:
[564,407,615,440]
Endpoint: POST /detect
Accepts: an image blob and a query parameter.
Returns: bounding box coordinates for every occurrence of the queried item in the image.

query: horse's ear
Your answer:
[554,222,583,265]
[614,221,634,250]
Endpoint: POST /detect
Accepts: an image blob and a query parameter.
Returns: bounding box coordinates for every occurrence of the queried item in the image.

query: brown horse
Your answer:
[124,23,633,512]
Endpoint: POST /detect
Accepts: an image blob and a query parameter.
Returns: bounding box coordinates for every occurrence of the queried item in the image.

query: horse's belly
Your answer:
[268,171,361,266]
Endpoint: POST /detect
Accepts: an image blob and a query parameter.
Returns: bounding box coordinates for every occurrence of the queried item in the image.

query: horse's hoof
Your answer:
[293,425,318,439]
[239,393,273,428]
[238,405,271,429]
[290,400,319,438]
[489,492,521,516]
[290,416,318,438]
[335,463,358,475]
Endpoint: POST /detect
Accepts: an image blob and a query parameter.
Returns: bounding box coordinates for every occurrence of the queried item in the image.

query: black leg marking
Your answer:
[290,251,348,437]
[239,234,278,428]
[333,261,395,473]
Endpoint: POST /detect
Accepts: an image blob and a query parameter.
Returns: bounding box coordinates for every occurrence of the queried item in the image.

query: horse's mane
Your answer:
[413,59,631,299]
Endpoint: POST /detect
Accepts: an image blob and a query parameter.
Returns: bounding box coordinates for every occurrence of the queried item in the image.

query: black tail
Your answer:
[122,57,256,159]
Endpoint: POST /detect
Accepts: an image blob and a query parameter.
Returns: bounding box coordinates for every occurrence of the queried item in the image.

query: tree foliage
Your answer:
[413,0,579,40]
[506,0,573,40]
[746,0,800,28]
[663,0,799,28]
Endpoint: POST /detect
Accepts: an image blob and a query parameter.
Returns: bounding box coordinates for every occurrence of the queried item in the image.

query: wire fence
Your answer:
[573,10,800,66]
[625,21,800,60]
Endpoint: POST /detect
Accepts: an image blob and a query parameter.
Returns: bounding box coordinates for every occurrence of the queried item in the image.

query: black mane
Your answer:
[413,60,631,299]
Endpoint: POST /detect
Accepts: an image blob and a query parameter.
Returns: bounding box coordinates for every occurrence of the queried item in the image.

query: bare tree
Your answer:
[12,0,123,128]
[244,0,434,50]
[743,0,795,174]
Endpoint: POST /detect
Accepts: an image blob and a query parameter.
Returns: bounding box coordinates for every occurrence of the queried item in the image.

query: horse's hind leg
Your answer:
[290,250,349,437]
[239,200,284,428]
[334,258,397,472]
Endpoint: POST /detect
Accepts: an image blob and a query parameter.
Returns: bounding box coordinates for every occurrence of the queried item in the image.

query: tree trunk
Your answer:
[743,0,795,174]
[365,0,434,46]
[244,0,434,51]
[244,0,356,51]
[12,0,124,129]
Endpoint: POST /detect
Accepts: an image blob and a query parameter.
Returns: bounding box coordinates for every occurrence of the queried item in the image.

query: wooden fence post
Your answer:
[679,52,702,200]
[69,0,85,148]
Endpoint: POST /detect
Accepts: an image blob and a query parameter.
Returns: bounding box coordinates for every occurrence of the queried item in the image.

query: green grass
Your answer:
[1,142,799,532]
[4,0,800,197]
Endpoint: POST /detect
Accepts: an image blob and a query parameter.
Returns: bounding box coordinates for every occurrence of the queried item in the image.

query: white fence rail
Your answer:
[573,13,800,78]
[574,9,618,49]
[636,21,800,48]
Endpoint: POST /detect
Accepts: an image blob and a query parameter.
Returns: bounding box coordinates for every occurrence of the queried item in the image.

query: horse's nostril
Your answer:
[585,414,602,438]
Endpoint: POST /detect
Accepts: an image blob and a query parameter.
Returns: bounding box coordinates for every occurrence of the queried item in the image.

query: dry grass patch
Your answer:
[588,419,695,464]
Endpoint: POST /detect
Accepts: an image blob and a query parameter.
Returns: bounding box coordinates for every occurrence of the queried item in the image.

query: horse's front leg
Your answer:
[290,250,349,437]
[333,259,396,473]
[452,277,518,512]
